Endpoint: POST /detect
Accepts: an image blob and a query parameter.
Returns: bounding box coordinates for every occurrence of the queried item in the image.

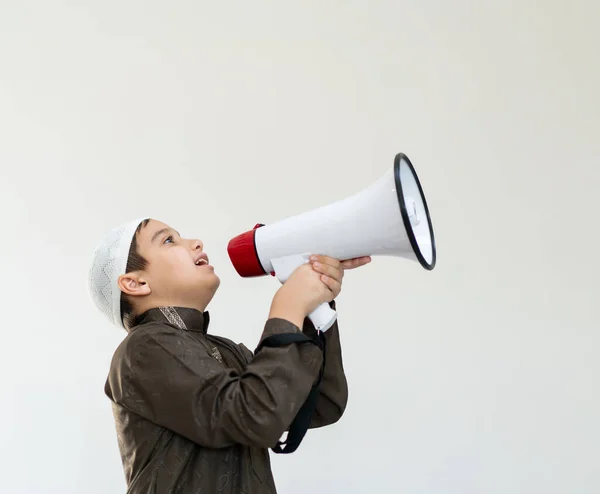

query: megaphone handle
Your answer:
[271,254,338,332]
[308,302,338,332]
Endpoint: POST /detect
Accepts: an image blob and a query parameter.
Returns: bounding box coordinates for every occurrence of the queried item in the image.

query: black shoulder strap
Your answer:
[255,330,326,454]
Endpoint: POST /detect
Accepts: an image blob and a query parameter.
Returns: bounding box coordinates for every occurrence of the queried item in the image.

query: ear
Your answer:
[118,272,152,298]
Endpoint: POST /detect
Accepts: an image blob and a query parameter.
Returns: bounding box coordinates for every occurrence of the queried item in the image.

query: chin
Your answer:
[205,274,221,298]
[211,273,221,290]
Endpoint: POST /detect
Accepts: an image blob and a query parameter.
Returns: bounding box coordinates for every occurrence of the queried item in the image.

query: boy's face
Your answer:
[123,219,220,312]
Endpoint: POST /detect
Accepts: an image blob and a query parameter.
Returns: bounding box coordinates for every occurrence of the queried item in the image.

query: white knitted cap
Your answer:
[88,218,147,328]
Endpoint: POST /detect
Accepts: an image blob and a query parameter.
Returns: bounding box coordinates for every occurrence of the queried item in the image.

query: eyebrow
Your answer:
[151,228,181,244]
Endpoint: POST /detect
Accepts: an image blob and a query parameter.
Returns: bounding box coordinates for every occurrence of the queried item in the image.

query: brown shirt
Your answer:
[104,304,348,493]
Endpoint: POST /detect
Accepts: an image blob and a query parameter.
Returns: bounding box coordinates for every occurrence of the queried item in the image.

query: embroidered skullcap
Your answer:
[88,218,147,328]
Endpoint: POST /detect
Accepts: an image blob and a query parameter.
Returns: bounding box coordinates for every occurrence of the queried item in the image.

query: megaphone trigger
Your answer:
[270,254,312,283]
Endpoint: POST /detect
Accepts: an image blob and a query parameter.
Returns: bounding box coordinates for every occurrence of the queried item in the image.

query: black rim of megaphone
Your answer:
[394,153,436,270]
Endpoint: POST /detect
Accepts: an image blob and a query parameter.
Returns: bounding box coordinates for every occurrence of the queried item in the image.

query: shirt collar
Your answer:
[132,306,210,333]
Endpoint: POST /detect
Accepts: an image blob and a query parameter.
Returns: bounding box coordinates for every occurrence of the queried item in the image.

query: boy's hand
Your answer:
[309,255,372,299]
[269,255,371,327]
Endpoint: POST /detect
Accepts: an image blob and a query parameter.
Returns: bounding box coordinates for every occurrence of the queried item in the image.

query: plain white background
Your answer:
[1,1,599,493]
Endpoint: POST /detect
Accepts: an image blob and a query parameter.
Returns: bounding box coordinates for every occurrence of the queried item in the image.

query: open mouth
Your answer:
[194,254,210,267]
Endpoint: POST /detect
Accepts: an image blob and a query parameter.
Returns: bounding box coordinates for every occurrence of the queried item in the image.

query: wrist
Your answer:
[269,295,305,329]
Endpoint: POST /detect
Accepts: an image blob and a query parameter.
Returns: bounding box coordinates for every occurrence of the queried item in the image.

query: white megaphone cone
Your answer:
[227,153,436,331]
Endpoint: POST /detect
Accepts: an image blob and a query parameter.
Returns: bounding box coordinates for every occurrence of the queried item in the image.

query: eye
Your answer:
[164,235,174,244]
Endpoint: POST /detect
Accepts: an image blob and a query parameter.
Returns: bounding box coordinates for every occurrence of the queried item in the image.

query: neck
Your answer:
[134,296,210,317]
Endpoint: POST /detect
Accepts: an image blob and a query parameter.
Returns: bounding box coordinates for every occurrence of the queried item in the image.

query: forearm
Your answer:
[302,301,349,428]
[215,317,324,446]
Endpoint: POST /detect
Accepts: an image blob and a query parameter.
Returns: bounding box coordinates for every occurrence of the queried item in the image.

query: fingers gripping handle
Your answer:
[270,254,338,332]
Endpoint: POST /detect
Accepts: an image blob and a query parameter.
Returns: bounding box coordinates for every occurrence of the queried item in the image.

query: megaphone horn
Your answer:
[227,153,436,331]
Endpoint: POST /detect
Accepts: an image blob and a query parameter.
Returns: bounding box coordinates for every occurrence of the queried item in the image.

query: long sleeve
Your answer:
[106,318,323,450]
[302,300,349,429]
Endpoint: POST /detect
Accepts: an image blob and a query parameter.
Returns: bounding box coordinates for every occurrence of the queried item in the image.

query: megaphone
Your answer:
[227,152,436,332]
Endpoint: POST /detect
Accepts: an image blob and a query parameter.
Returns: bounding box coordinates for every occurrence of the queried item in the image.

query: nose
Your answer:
[191,239,204,252]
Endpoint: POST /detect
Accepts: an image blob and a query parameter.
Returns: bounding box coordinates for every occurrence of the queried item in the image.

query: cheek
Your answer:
[156,248,215,287]
[159,247,188,264]
[152,250,194,280]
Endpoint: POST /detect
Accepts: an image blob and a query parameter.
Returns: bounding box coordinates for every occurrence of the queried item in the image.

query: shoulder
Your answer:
[112,322,176,362]
[105,322,196,400]
[107,322,197,383]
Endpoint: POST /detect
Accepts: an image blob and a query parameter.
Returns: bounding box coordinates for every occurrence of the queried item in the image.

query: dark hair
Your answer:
[120,218,151,330]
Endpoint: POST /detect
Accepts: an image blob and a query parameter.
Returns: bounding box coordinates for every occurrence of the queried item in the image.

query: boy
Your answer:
[88,217,370,493]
